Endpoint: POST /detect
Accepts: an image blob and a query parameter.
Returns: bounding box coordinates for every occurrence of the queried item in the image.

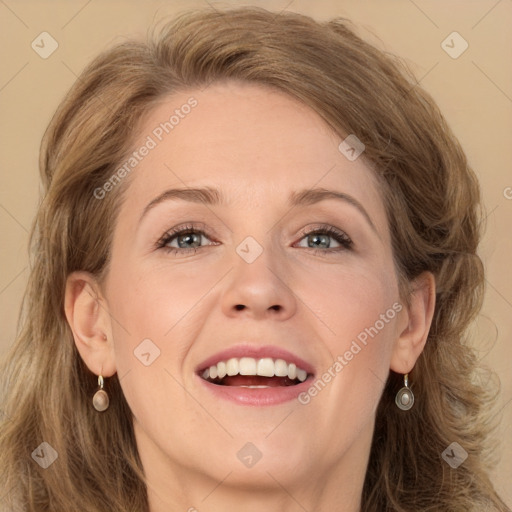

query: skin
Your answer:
[65,80,435,511]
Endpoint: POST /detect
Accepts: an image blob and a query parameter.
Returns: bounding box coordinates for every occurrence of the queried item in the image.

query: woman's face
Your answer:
[99,81,410,504]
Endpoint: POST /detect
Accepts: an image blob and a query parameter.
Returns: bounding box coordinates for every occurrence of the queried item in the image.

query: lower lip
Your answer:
[196,374,313,406]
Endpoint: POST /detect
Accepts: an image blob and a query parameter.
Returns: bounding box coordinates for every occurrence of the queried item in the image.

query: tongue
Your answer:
[221,375,295,387]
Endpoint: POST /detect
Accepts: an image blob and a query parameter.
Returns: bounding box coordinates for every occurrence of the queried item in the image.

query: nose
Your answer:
[220,243,297,321]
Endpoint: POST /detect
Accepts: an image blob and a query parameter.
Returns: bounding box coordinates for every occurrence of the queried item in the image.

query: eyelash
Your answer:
[156,223,353,256]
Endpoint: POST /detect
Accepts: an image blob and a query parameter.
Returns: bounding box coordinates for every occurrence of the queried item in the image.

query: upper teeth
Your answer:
[201,357,308,382]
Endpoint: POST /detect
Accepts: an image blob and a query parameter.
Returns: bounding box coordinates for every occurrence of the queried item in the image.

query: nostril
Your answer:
[235,304,245,311]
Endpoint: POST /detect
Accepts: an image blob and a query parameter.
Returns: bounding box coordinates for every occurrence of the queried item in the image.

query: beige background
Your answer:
[0,0,510,505]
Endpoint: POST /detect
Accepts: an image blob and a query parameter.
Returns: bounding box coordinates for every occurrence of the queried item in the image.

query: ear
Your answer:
[390,271,436,374]
[64,271,117,377]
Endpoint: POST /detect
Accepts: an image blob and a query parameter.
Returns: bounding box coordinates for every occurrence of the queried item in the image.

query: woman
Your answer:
[0,6,509,511]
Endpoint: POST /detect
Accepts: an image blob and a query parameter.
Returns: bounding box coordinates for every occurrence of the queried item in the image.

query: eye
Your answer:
[295,224,353,254]
[156,223,353,256]
[156,223,217,255]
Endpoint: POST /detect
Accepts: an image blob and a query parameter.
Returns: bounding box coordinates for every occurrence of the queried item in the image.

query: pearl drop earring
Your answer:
[92,375,109,412]
[395,373,414,411]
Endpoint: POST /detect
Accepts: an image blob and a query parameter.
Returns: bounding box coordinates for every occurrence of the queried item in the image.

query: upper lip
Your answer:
[195,344,316,376]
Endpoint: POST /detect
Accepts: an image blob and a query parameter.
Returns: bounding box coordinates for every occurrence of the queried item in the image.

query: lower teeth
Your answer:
[238,385,271,388]
[208,378,301,386]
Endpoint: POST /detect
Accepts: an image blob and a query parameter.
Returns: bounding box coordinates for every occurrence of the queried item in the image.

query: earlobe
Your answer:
[64,271,116,377]
[390,271,436,374]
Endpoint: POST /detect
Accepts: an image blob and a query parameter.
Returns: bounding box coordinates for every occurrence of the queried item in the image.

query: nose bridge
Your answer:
[220,230,297,319]
[235,234,281,284]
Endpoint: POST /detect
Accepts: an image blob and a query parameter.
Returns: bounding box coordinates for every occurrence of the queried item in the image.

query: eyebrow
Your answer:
[139,186,378,233]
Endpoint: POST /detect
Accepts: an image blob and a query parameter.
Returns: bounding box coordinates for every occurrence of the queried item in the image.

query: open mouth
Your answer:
[199,357,311,388]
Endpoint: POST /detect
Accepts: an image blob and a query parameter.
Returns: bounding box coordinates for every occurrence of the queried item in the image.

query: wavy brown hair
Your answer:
[0,6,509,511]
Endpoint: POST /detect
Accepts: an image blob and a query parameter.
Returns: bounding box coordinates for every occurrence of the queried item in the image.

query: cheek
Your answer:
[299,259,399,349]
[104,260,202,434]
[106,259,210,350]
[301,264,399,416]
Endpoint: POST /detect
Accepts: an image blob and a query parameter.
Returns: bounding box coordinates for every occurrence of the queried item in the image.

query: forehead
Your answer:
[117,80,387,235]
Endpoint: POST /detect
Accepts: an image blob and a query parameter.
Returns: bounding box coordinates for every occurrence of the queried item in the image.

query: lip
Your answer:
[195,344,315,406]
